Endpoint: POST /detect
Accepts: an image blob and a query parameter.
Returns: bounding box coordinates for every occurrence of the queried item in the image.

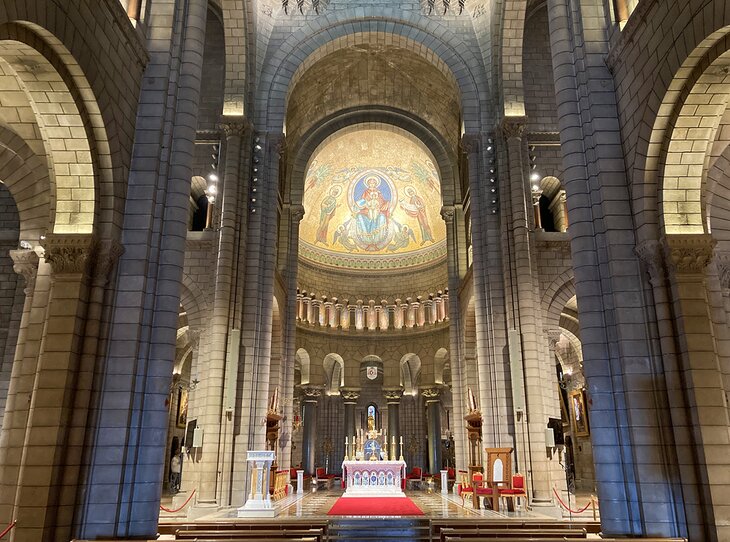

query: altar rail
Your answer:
[296,290,449,332]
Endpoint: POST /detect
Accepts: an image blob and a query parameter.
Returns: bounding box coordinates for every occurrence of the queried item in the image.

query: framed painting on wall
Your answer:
[569,389,589,437]
[176,388,188,428]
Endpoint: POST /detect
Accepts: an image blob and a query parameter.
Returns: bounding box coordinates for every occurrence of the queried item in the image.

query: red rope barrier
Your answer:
[552,488,593,514]
[160,489,196,513]
[0,520,17,540]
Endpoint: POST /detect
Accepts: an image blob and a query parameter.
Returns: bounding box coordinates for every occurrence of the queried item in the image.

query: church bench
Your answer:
[176,538,318,542]
[160,521,328,536]
[430,520,601,536]
[442,538,685,542]
[438,527,586,541]
[175,527,324,541]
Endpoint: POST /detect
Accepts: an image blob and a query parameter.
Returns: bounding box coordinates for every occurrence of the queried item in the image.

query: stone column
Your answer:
[500,117,552,504]
[384,388,403,456]
[301,387,321,475]
[0,249,39,525]
[342,388,360,447]
[280,205,305,471]
[194,119,248,506]
[440,204,469,472]
[10,234,94,542]
[423,387,442,475]
[662,234,729,542]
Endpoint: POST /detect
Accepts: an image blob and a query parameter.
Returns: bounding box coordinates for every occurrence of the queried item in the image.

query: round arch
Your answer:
[399,353,422,396]
[323,353,344,394]
[256,10,487,132]
[287,107,459,207]
[296,348,311,385]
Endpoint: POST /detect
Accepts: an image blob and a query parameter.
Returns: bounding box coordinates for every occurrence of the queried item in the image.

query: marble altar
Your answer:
[341,459,407,497]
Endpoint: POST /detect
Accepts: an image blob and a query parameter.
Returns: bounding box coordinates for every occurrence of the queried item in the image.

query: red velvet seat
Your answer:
[500,472,527,511]
[315,467,336,480]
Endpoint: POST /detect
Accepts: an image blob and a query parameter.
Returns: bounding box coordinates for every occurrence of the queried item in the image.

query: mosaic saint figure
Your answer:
[333,224,359,251]
[387,224,416,252]
[315,185,342,244]
[400,185,434,245]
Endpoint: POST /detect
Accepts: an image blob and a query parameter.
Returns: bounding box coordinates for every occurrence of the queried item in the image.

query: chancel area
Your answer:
[0,0,729,541]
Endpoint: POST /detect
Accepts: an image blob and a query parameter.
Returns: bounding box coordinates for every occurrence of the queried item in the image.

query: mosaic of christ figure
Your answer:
[346,173,398,251]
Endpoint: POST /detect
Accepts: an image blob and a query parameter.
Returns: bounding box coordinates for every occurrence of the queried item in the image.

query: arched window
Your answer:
[367,404,377,429]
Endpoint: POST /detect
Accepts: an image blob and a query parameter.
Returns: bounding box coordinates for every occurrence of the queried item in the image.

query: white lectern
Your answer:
[237,450,277,517]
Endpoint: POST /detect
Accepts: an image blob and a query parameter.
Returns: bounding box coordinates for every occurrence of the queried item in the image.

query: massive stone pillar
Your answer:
[76,0,208,536]
[301,387,321,475]
[342,388,360,445]
[547,0,682,535]
[384,388,402,455]
[423,387,442,475]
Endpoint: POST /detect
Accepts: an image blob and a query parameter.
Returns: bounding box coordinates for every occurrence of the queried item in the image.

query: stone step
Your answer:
[328,518,431,542]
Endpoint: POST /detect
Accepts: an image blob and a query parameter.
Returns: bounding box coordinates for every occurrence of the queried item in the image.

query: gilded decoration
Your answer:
[300,129,447,271]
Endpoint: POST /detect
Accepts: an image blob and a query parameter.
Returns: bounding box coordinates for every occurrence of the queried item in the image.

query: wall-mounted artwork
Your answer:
[176,388,188,429]
[569,389,589,437]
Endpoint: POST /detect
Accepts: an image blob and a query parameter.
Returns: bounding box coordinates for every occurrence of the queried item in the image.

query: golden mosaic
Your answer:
[300,128,447,270]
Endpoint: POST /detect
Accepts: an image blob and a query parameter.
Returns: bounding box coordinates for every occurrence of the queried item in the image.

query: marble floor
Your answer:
[160,487,599,522]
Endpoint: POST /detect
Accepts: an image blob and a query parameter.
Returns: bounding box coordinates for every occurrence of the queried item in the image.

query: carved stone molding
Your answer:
[635,240,665,281]
[341,388,360,402]
[663,234,716,275]
[421,386,441,401]
[220,118,250,138]
[383,387,404,402]
[500,117,527,140]
[716,253,730,290]
[41,234,94,276]
[10,249,39,292]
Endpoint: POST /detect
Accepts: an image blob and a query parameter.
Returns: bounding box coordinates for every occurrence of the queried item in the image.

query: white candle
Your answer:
[400,436,403,445]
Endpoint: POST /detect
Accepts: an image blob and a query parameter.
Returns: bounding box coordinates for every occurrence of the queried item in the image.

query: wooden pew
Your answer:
[175,527,324,540]
[438,527,586,541]
[159,520,328,537]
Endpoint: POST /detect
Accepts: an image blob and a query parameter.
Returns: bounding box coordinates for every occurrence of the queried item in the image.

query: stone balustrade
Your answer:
[296,289,449,332]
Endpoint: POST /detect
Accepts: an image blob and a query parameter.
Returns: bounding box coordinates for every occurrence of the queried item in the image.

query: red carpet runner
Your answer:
[327,496,424,516]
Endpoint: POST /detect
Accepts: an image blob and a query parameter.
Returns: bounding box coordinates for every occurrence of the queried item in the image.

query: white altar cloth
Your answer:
[341,460,407,497]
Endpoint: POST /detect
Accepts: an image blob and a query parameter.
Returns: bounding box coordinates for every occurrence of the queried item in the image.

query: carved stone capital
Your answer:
[301,386,322,401]
[440,206,455,224]
[92,239,124,283]
[41,234,94,276]
[291,204,305,223]
[220,118,250,138]
[10,249,39,292]
[341,387,360,402]
[460,133,480,155]
[421,386,441,401]
[663,234,716,275]
[383,387,404,402]
[499,117,527,140]
[546,329,562,349]
[264,132,286,157]
[635,240,665,281]
[716,253,730,290]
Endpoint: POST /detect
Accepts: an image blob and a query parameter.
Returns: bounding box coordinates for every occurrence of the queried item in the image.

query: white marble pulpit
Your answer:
[238,450,277,517]
[341,460,407,497]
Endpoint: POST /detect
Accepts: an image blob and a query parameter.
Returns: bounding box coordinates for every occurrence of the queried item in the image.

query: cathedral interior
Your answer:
[0,0,728,541]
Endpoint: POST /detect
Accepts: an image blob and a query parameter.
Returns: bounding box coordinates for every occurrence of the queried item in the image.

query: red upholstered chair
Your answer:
[457,470,473,505]
[405,466,423,490]
[315,467,336,480]
[500,472,527,511]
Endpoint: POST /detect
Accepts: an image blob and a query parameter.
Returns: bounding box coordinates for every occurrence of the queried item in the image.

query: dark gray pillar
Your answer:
[301,387,321,475]
[423,387,442,475]
[342,388,360,453]
[384,388,403,457]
